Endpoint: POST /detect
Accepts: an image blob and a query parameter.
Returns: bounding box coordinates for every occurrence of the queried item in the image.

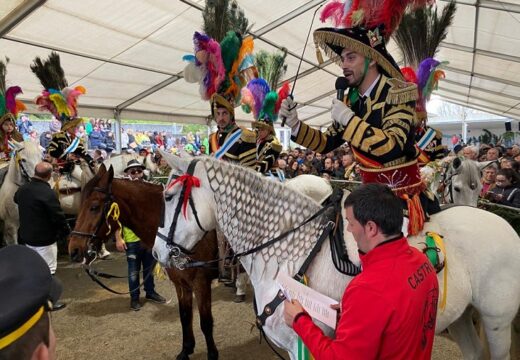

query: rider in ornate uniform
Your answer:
[30,52,94,171]
[208,93,257,167]
[0,59,25,160]
[241,79,289,174]
[280,8,439,235]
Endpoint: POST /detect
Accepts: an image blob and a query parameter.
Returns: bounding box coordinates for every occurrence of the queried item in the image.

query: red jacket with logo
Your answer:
[293,237,439,360]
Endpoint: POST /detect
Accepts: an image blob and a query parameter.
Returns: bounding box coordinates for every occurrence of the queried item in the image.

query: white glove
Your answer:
[279,97,300,130]
[331,99,355,126]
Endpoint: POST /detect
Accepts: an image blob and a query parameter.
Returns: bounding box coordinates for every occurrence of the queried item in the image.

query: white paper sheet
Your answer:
[277,272,339,329]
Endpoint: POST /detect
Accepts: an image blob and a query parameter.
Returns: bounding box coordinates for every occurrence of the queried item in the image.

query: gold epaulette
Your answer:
[270,138,282,153]
[240,128,256,143]
[387,78,418,105]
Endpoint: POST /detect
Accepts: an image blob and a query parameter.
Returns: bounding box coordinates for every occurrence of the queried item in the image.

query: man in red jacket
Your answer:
[284,183,439,359]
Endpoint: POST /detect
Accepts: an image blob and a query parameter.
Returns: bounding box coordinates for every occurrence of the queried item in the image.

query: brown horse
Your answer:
[68,164,219,360]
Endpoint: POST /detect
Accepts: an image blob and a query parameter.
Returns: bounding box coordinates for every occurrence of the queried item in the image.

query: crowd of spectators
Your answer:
[457,143,520,208]
[12,115,520,209]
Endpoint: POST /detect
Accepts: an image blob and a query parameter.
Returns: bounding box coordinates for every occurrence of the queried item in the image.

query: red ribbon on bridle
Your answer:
[166,174,201,218]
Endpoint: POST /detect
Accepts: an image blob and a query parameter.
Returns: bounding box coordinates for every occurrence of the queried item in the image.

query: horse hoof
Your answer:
[207,351,219,360]
[176,353,190,360]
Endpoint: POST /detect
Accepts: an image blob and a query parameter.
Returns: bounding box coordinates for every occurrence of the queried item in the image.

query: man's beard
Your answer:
[343,70,361,87]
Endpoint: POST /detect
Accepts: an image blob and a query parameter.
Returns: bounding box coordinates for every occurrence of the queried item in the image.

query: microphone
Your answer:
[335,77,349,101]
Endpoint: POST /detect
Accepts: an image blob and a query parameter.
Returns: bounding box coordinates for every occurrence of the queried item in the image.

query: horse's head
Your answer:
[10,141,42,183]
[152,151,216,268]
[445,157,482,206]
[68,164,115,263]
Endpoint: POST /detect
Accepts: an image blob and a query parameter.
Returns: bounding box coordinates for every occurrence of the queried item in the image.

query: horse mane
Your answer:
[198,156,325,274]
[112,177,164,194]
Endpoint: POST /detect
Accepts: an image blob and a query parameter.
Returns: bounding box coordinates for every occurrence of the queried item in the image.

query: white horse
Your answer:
[421,157,487,207]
[154,153,520,360]
[0,141,43,244]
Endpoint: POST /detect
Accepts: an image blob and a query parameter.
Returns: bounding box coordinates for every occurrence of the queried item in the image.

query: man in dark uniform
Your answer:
[47,117,95,171]
[14,161,68,310]
[0,245,64,359]
[280,25,439,235]
[209,93,257,167]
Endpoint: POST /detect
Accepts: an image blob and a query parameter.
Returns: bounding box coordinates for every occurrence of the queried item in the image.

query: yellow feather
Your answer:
[49,93,70,117]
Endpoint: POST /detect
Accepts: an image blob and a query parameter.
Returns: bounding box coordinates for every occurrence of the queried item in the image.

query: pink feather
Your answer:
[320,1,346,27]
[240,87,255,114]
[5,86,22,114]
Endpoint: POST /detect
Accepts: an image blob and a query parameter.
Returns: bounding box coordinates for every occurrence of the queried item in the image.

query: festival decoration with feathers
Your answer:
[255,49,288,91]
[320,0,434,38]
[0,58,26,122]
[183,0,255,106]
[30,52,86,121]
[241,79,290,124]
[393,1,456,120]
[393,1,456,68]
[202,0,249,42]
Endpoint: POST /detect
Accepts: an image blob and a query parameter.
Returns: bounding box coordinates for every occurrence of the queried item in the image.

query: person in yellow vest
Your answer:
[115,160,166,311]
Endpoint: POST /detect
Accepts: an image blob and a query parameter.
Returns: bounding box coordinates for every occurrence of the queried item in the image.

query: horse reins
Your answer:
[156,159,207,262]
[70,181,160,295]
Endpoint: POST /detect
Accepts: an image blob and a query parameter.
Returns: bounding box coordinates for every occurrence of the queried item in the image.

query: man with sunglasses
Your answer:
[114,160,166,311]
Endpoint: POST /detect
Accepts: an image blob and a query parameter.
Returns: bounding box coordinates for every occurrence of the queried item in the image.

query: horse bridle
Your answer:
[13,147,32,185]
[156,159,207,266]
[70,183,115,257]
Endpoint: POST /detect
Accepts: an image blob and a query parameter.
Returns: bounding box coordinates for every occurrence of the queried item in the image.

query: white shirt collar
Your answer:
[361,74,381,98]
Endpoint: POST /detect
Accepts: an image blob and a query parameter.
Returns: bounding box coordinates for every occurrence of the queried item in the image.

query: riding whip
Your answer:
[281,2,325,127]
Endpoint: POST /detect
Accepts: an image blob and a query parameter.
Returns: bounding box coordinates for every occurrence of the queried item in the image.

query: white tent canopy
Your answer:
[1,0,519,128]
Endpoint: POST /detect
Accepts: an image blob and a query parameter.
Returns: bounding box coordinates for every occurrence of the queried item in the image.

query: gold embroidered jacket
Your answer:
[47,132,92,163]
[255,136,282,173]
[209,125,257,168]
[293,75,419,168]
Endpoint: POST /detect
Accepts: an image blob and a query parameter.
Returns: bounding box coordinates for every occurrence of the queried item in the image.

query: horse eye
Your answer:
[454,187,461,192]
[90,205,100,211]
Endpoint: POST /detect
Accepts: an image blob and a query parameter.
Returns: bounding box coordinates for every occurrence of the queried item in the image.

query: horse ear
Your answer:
[97,164,107,177]
[107,165,114,182]
[159,149,189,172]
[11,140,23,150]
[453,157,461,169]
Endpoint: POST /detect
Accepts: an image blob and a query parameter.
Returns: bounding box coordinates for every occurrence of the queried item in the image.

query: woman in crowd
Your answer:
[486,168,520,208]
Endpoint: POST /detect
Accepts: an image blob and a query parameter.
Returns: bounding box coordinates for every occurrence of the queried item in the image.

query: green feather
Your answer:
[255,49,288,90]
[0,58,7,115]
[259,91,278,122]
[218,30,242,94]
[393,2,457,69]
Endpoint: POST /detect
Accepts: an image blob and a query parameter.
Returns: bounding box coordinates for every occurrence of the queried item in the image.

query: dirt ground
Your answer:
[53,249,467,360]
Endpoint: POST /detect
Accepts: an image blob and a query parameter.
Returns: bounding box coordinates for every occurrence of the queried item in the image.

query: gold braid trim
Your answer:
[387,78,418,105]
[313,31,404,81]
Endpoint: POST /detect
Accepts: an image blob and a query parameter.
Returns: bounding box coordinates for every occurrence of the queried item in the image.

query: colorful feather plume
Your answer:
[31,52,85,120]
[417,58,447,101]
[240,87,254,114]
[400,66,418,84]
[191,31,226,100]
[246,78,270,120]
[320,0,433,37]
[259,91,278,122]
[0,58,26,118]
